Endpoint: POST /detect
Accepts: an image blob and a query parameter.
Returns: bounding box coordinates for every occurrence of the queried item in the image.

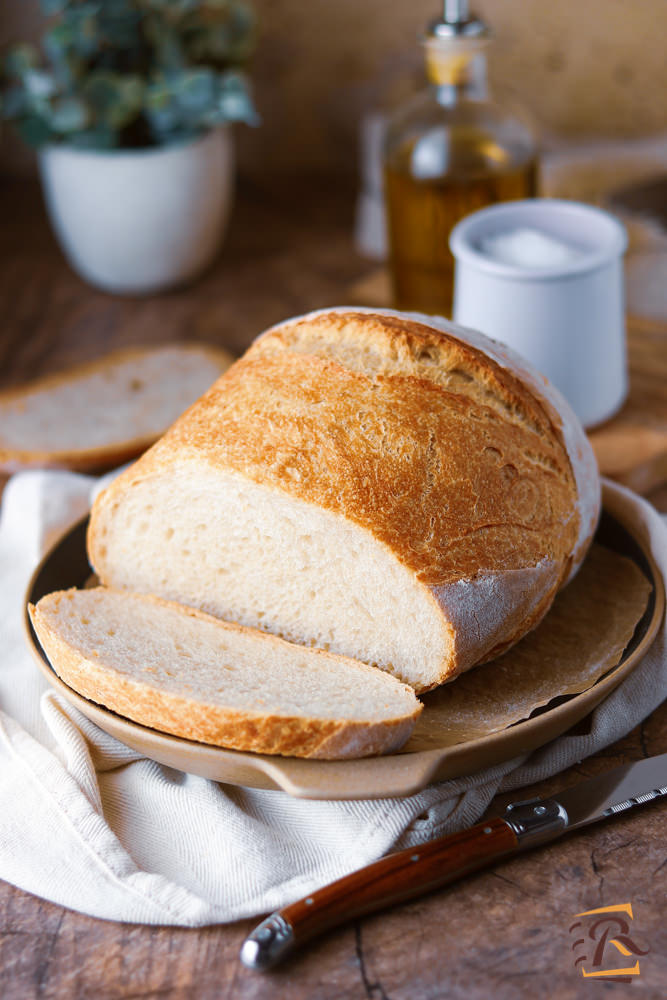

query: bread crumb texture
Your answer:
[30,588,421,759]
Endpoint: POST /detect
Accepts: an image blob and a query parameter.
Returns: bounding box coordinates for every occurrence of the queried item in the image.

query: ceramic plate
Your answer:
[23,480,664,800]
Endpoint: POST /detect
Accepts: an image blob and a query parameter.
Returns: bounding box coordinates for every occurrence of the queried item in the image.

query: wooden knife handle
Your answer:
[240,816,518,970]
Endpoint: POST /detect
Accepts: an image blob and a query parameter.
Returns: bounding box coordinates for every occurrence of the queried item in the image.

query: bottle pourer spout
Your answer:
[427,2,489,39]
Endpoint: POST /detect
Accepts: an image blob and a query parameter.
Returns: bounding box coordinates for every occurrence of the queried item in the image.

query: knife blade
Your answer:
[240,752,667,971]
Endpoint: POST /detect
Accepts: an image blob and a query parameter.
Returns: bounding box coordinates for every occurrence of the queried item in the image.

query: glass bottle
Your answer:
[383,1,538,317]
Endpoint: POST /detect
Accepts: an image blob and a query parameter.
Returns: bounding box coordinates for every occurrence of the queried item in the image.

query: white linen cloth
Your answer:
[0,469,665,926]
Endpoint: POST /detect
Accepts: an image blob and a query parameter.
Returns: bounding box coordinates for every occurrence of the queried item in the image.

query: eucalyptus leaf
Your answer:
[24,70,58,99]
[146,103,180,133]
[176,68,216,110]
[217,90,257,124]
[43,23,76,66]
[49,95,91,132]
[216,71,258,124]
[145,77,171,109]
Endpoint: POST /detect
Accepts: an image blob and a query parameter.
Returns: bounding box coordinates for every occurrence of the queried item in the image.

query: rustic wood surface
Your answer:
[589,314,667,494]
[1,176,666,1000]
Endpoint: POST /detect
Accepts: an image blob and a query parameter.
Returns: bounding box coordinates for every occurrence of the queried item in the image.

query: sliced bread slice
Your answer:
[0,342,233,473]
[29,588,422,760]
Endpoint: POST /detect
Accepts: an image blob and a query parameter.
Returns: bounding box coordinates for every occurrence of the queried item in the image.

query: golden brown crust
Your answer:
[252,311,561,442]
[121,312,580,589]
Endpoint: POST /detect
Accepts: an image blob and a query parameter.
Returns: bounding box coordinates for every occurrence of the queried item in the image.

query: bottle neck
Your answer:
[424,42,489,104]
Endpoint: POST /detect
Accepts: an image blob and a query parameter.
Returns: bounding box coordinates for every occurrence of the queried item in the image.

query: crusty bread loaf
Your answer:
[88,308,600,692]
[29,587,421,759]
[0,342,233,473]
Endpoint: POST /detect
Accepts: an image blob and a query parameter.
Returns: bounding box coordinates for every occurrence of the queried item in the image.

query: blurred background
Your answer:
[3,0,667,177]
[0,0,665,486]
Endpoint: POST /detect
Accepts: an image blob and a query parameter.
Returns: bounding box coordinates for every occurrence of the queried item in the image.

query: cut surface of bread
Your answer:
[29,588,422,759]
[88,309,601,692]
[0,343,233,472]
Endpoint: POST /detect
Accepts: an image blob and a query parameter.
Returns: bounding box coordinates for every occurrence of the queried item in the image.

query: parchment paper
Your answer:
[407,544,652,750]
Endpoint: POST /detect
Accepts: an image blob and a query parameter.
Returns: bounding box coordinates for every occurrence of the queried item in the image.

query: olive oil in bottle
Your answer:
[383,2,537,317]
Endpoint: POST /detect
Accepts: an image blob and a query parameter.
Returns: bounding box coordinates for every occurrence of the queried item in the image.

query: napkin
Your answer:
[1,469,665,926]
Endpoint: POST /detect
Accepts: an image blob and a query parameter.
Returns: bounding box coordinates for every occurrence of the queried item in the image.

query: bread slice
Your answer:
[0,342,233,473]
[29,588,422,759]
[88,308,601,692]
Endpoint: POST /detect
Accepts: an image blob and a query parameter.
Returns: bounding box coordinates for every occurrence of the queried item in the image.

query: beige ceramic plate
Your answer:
[24,480,664,800]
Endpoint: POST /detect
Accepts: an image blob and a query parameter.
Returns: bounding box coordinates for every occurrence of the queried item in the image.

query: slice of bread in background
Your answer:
[0,342,233,473]
[29,587,422,760]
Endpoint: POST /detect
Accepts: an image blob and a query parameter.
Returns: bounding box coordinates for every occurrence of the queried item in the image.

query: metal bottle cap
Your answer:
[426,1,490,40]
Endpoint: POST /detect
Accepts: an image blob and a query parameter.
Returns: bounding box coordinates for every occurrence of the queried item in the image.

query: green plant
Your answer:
[1,0,258,149]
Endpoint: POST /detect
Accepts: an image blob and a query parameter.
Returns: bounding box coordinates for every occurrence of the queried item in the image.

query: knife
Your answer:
[240,752,667,971]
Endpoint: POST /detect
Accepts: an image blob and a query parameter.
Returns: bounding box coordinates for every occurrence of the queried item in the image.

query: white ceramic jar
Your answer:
[38,127,233,295]
[450,199,628,429]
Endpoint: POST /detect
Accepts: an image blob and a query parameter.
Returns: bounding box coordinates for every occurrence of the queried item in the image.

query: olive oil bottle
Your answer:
[383,1,537,317]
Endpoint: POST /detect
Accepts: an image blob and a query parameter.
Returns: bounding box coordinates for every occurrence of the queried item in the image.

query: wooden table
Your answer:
[1,176,666,1000]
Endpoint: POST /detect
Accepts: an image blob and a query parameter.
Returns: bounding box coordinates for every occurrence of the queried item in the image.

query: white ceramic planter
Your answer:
[38,127,234,295]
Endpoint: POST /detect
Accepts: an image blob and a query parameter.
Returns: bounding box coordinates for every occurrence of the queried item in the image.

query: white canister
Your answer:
[450,199,628,429]
[39,127,234,295]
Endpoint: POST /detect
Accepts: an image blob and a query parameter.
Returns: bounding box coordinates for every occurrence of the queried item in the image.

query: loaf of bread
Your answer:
[29,588,421,759]
[88,308,600,693]
[0,343,233,473]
